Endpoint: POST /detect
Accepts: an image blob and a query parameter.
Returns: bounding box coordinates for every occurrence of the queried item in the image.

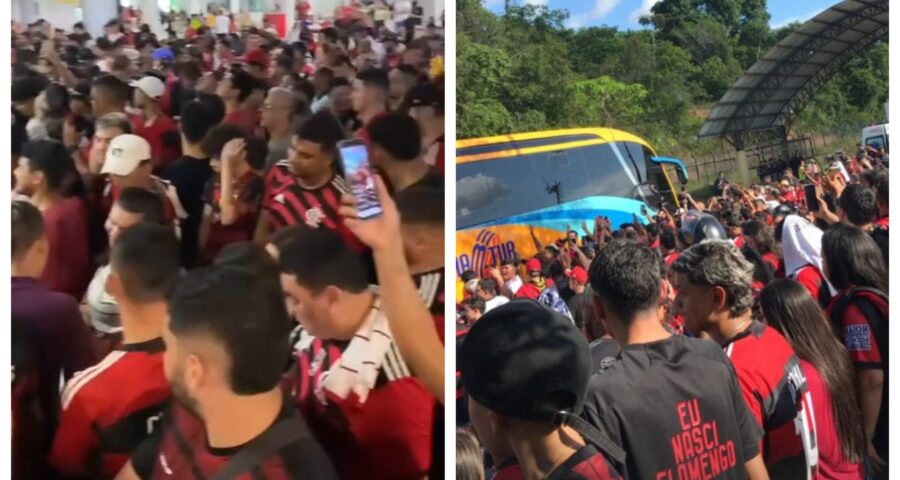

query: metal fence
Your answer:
[684,129,861,187]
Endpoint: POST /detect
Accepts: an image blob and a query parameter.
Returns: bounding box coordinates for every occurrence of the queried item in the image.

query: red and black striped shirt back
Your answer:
[264,162,367,253]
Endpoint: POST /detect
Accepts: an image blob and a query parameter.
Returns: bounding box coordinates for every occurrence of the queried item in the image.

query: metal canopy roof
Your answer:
[698,0,888,144]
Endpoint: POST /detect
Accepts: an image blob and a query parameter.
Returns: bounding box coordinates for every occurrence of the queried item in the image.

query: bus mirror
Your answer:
[650,156,689,185]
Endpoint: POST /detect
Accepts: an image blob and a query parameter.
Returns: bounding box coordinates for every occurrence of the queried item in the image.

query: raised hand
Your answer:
[338,175,400,252]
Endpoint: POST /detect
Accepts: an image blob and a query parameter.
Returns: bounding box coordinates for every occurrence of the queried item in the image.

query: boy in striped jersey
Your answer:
[277,226,435,480]
[50,224,180,478]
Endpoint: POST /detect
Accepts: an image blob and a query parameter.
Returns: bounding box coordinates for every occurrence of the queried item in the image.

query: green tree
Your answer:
[565,76,647,129]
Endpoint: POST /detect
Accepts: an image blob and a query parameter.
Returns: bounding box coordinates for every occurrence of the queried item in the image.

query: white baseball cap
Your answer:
[130,76,165,100]
[102,134,152,176]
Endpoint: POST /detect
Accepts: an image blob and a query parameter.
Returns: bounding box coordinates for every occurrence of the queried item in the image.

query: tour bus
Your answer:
[456,127,688,294]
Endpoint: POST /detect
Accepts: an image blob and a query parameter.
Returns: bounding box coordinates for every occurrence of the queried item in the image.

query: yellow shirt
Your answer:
[430,55,444,79]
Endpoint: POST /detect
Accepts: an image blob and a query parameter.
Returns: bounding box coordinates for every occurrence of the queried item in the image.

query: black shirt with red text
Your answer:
[582,335,763,480]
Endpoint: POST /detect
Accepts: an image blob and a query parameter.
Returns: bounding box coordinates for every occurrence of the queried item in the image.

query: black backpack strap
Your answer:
[828,291,855,337]
[211,416,310,480]
[555,411,627,465]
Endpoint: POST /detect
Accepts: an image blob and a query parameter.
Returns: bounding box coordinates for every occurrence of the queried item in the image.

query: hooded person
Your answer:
[779,215,835,308]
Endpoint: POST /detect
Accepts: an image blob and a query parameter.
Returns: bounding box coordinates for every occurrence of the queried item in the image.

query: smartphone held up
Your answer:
[338,139,383,219]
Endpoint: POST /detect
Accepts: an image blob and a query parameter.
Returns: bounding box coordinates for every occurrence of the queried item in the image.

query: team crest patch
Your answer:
[305,207,325,228]
[844,324,871,351]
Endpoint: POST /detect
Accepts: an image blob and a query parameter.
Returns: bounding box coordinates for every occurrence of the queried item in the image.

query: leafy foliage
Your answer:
[457,0,889,158]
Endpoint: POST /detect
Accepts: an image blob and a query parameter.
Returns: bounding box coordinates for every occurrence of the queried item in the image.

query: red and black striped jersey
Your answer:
[547,445,622,480]
[288,299,435,480]
[131,400,339,479]
[723,321,817,479]
[263,161,366,253]
[414,268,445,343]
[50,338,170,479]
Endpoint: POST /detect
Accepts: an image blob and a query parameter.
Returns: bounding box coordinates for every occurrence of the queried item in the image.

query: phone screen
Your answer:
[803,184,819,212]
[339,141,383,219]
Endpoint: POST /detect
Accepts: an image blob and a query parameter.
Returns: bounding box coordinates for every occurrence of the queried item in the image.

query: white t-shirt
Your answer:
[215,14,231,35]
[504,276,523,296]
[485,295,510,313]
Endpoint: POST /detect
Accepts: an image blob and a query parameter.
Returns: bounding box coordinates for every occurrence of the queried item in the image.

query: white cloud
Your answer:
[628,0,660,24]
[565,0,623,29]
[525,0,549,5]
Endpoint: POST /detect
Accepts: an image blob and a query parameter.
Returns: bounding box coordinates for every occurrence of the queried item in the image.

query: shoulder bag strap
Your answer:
[210,416,309,480]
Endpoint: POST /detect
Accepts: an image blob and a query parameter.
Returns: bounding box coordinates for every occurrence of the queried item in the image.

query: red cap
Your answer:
[566,266,588,284]
[242,48,270,69]
[526,258,542,272]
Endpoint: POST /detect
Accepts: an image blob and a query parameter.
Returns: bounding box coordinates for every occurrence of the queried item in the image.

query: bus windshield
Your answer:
[457,141,664,229]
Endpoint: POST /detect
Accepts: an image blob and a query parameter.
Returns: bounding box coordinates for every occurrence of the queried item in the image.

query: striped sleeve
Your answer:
[51,351,126,475]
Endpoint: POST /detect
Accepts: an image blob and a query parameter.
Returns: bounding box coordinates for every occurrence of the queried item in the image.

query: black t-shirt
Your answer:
[588,338,620,373]
[582,335,762,479]
[163,155,212,268]
[400,167,444,194]
[557,283,576,303]
[131,399,338,479]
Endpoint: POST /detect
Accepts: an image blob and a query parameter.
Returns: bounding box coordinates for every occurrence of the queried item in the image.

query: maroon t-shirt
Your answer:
[132,113,180,172]
[11,277,96,452]
[200,171,264,264]
[222,109,260,135]
[40,197,92,300]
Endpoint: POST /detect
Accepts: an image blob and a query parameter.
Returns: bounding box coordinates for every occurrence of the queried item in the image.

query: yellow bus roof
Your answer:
[456,127,657,164]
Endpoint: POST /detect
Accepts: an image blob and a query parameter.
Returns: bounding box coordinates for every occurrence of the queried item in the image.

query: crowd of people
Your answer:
[12,4,445,479]
[456,150,889,479]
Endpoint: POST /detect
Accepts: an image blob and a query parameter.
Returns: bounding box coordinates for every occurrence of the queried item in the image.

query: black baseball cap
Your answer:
[460,299,591,421]
[460,299,628,464]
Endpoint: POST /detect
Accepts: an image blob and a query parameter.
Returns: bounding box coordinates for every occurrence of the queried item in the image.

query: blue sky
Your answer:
[484,0,839,30]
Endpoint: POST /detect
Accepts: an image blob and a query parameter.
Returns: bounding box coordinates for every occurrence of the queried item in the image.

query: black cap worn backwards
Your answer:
[460,299,590,420]
[459,299,627,464]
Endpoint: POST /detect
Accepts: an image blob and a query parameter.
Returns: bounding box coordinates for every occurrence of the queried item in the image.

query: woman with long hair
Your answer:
[821,223,889,475]
[822,223,888,295]
[743,220,783,278]
[760,279,865,479]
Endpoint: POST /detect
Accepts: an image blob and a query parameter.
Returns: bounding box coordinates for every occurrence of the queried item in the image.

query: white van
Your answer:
[861,123,889,152]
